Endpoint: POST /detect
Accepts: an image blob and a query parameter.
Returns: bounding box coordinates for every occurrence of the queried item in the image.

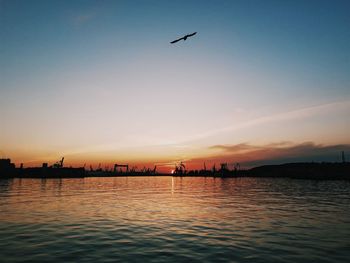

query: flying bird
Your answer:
[170,32,197,44]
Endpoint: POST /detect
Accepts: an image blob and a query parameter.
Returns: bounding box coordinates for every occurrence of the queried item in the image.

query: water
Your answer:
[0,177,349,263]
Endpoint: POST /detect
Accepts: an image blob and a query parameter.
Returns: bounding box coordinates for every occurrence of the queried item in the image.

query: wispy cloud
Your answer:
[182,99,350,144]
[187,141,350,169]
[209,141,294,152]
[209,143,256,153]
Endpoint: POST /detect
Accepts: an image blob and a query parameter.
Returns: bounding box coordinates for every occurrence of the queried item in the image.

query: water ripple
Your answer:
[0,177,350,262]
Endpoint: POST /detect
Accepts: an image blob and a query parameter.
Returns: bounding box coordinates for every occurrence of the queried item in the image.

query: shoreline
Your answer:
[1,162,349,180]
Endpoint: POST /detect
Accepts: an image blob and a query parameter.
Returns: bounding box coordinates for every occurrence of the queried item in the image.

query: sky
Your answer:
[1,0,350,171]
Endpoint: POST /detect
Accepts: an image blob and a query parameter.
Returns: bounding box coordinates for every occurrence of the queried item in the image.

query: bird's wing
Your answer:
[170,37,183,44]
[188,32,197,37]
[170,39,180,44]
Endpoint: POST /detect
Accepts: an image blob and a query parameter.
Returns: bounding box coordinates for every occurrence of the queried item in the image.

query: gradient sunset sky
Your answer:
[1,0,350,171]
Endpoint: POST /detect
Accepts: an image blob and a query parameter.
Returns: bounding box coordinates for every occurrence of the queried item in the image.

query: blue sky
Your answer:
[1,0,350,168]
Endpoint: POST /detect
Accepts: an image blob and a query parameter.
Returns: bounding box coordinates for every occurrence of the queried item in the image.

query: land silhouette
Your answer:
[1,154,349,180]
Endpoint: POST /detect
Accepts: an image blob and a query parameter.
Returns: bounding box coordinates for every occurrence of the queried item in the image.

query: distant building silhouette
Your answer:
[0,159,16,177]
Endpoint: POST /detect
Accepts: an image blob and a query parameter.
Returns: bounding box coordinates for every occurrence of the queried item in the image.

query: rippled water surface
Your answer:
[0,177,350,262]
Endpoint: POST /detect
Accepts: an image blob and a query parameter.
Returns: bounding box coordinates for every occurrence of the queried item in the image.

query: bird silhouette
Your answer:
[170,32,197,44]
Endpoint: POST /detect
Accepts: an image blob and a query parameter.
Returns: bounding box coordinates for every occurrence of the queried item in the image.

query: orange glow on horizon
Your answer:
[5,140,350,174]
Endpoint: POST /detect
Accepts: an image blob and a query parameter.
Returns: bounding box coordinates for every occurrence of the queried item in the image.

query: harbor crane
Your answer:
[114,164,129,173]
[174,162,186,174]
[52,157,64,168]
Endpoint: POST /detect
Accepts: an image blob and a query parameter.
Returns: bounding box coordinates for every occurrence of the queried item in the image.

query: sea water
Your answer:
[0,177,349,262]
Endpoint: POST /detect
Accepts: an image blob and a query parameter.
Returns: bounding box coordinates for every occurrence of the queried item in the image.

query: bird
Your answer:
[170,32,197,44]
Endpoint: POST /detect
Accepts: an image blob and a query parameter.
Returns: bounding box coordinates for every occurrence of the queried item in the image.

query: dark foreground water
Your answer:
[0,177,349,263]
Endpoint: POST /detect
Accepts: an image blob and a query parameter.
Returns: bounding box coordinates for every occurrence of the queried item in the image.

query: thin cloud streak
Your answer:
[181,99,350,144]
